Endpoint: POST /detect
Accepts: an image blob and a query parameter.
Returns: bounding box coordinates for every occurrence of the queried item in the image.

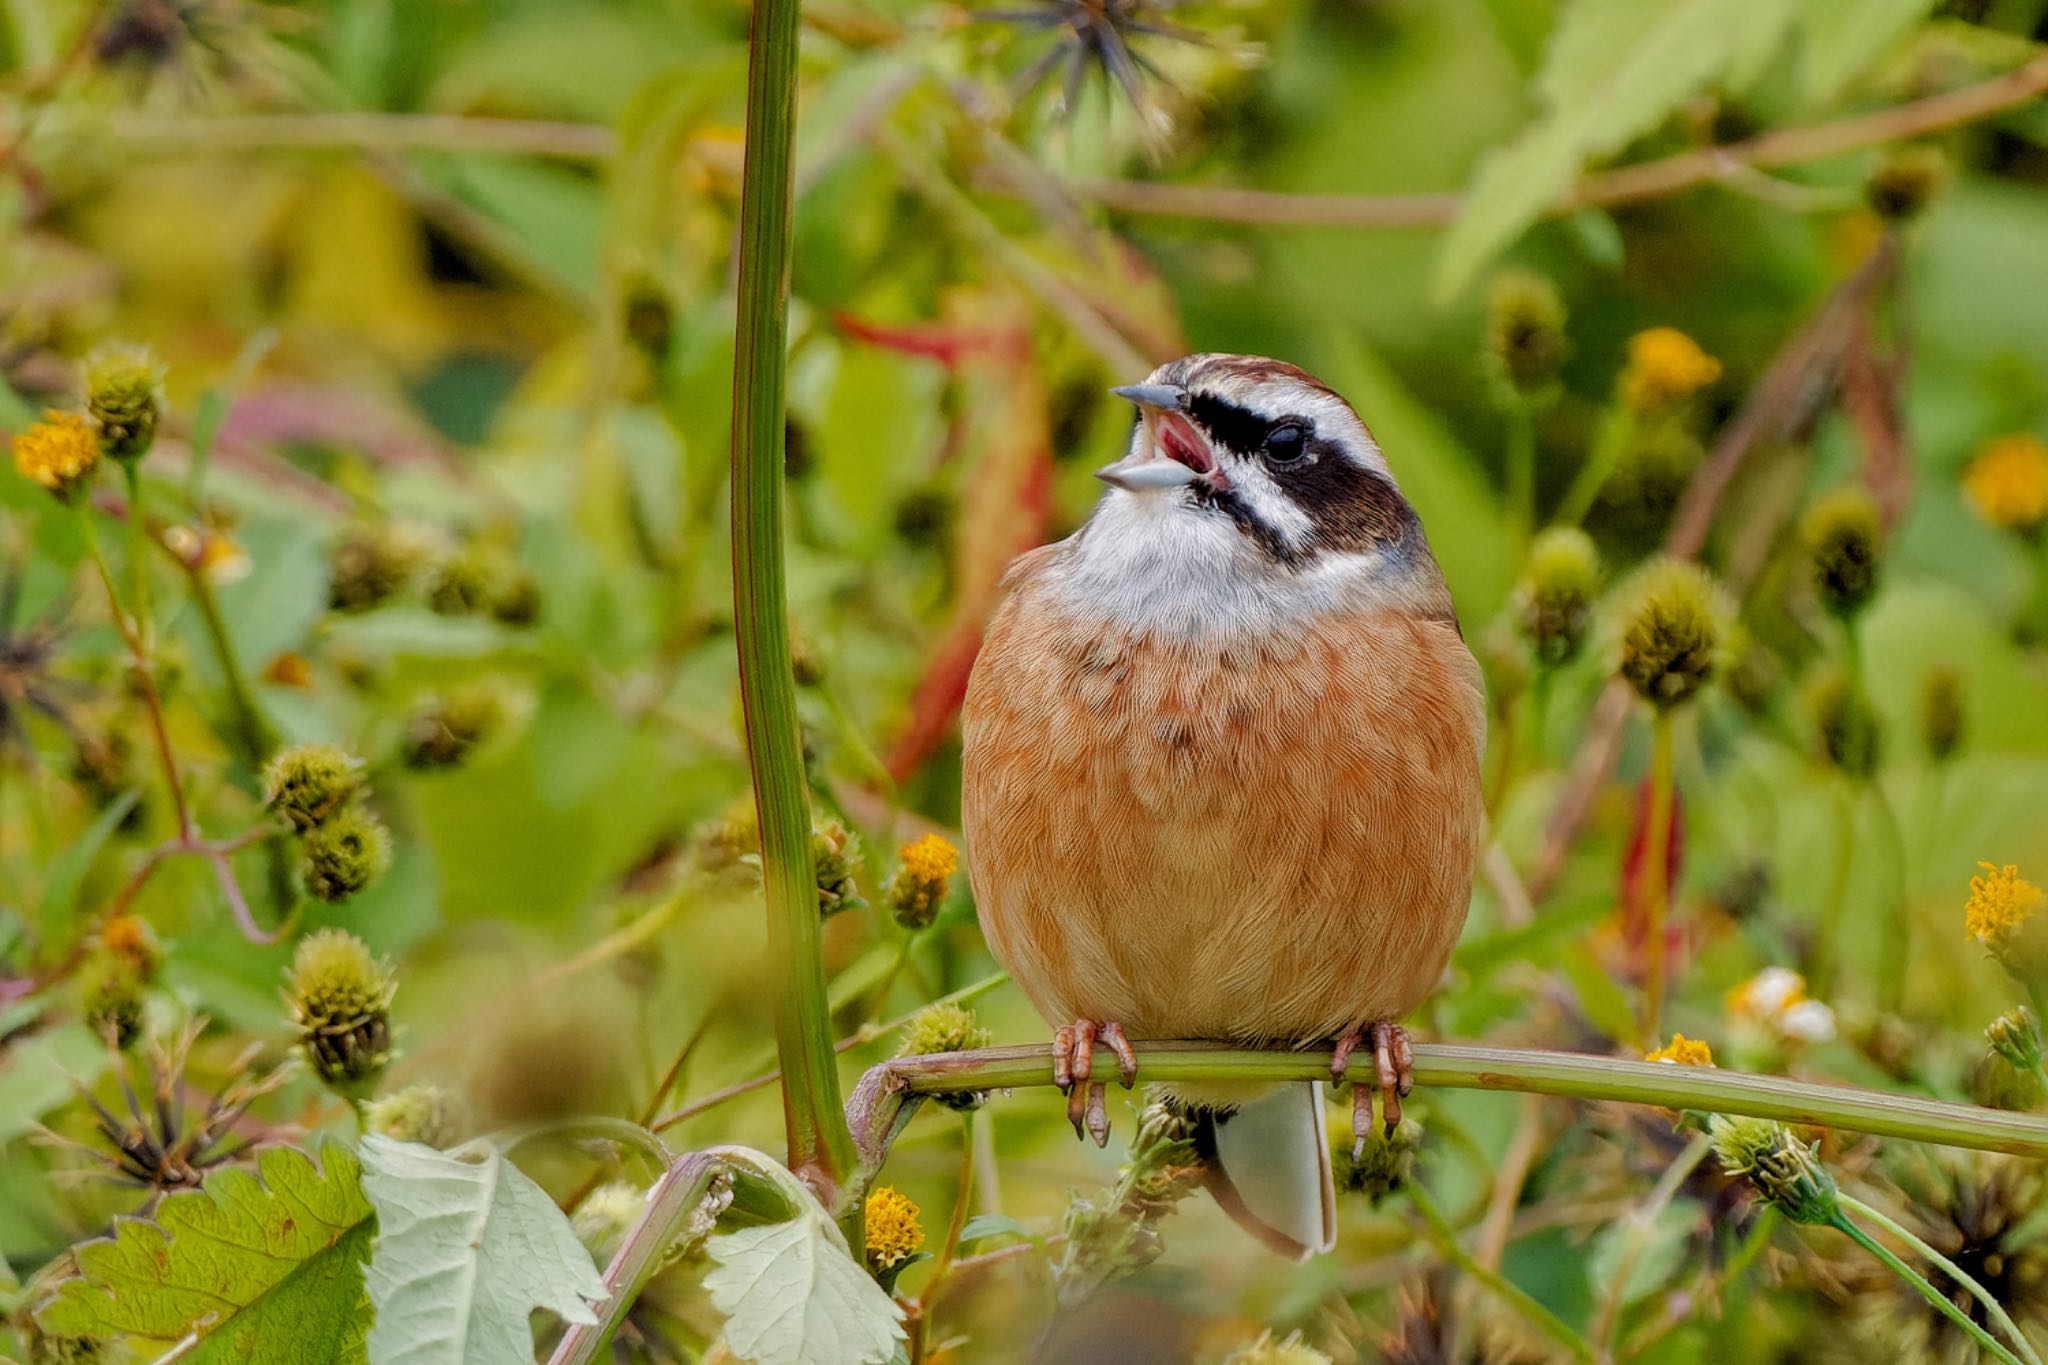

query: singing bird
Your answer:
[961,353,1485,1258]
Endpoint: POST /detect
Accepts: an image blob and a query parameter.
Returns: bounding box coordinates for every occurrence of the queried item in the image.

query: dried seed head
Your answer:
[1516,527,1601,666]
[886,833,959,931]
[813,819,863,918]
[1709,1115,1839,1225]
[11,411,101,503]
[328,522,433,613]
[402,684,508,769]
[1485,270,1569,394]
[299,806,392,902]
[1622,328,1720,413]
[1865,145,1947,222]
[262,742,366,832]
[1802,663,1882,780]
[1615,559,1723,709]
[285,928,395,1090]
[1802,485,1884,619]
[82,342,166,463]
[364,1084,467,1148]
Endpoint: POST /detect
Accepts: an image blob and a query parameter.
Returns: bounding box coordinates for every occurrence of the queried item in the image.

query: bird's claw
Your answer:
[1053,1019,1135,1147]
[1332,1022,1415,1151]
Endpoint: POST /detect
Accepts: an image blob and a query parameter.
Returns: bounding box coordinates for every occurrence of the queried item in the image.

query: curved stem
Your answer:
[1831,1211,2027,1365]
[1837,1192,2045,1365]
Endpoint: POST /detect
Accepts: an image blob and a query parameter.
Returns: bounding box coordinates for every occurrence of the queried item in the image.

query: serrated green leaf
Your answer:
[39,1141,374,1363]
[704,1152,904,1365]
[1437,0,1798,297]
[358,1134,606,1365]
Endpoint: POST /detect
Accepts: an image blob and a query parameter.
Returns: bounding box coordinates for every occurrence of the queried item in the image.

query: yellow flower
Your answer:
[1967,862,2044,946]
[1645,1032,1715,1067]
[11,410,101,501]
[864,1186,924,1271]
[1622,328,1721,412]
[1963,434,2048,534]
[886,833,959,931]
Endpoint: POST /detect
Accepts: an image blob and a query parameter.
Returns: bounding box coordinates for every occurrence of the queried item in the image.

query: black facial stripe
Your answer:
[1186,392,1292,457]
[1189,483,1302,566]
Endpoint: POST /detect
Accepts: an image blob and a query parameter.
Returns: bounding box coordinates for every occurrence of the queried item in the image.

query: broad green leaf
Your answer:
[704,1151,905,1365]
[0,1021,111,1146]
[39,1141,374,1363]
[1799,0,1942,103]
[1436,0,1798,297]
[358,1134,606,1365]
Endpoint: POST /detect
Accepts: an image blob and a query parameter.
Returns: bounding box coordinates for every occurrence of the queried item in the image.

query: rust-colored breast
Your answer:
[962,574,1484,1044]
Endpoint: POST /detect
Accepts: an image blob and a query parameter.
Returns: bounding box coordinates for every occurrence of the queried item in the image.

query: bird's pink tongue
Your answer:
[1158,414,1216,477]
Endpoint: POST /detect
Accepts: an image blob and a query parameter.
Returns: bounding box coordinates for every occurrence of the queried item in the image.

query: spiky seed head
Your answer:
[1920,665,1965,763]
[401,684,508,769]
[1333,1120,1419,1205]
[1516,527,1602,666]
[12,411,101,502]
[1485,270,1569,395]
[1802,485,1884,619]
[285,928,396,1089]
[328,522,433,613]
[1615,559,1723,710]
[813,819,863,918]
[82,342,166,462]
[77,951,147,1050]
[1709,1115,1840,1225]
[1865,145,1947,221]
[299,806,391,902]
[898,1001,993,1110]
[262,742,366,832]
[425,544,496,616]
[1802,663,1882,780]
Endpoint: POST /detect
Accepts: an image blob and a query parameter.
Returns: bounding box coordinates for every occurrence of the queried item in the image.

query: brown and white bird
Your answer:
[962,353,1485,1258]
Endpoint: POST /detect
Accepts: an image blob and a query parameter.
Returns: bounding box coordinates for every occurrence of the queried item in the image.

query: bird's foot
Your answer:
[1331,1022,1414,1149]
[1052,1020,1137,1148]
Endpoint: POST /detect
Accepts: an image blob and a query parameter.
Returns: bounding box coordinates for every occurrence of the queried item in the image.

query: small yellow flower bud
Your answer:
[1622,328,1720,413]
[1802,663,1881,780]
[1921,665,1965,763]
[402,685,507,769]
[899,1001,993,1110]
[285,928,396,1090]
[82,342,166,463]
[1515,527,1602,667]
[299,806,392,902]
[813,819,863,918]
[1645,1032,1715,1066]
[328,522,433,613]
[1963,434,2048,535]
[1966,862,2048,982]
[1222,1331,1334,1365]
[11,411,101,502]
[1615,559,1723,710]
[863,1185,925,1282]
[1987,1007,2045,1078]
[1802,485,1883,619]
[1864,145,1947,222]
[1485,270,1569,395]
[885,833,959,930]
[1709,1115,1839,1225]
[263,742,367,832]
[364,1084,467,1148]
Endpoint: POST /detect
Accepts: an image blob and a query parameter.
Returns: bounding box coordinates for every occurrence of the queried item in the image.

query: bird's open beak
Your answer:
[1097,382,1224,493]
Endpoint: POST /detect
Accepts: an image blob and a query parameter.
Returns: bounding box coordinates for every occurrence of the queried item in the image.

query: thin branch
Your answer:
[1057,54,2048,230]
[847,1041,2048,1177]
[105,111,618,161]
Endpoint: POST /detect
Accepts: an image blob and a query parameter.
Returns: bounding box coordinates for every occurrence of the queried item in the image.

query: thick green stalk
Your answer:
[728,0,857,1205]
[1838,1192,2045,1365]
[546,1152,725,1365]
[846,1042,2048,1172]
[1640,708,1676,1047]
[1832,1212,2027,1365]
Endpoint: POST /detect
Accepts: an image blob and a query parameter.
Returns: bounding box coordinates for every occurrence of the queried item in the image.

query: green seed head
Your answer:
[1709,1115,1839,1225]
[299,806,392,902]
[83,342,165,463]
[813,819,863,918]
[263,742,366,832]
[1921,666,1965,763]
[364,1084,467,1148]
[1516,527,1602,667]
[285,928,396,1089]
[1865,145,1947,222]
[328,522,433,613]
[1485,270,1569,395]
[1802,485,1883,620]
[1802,663,1882,780]
[1616,559,1724,710]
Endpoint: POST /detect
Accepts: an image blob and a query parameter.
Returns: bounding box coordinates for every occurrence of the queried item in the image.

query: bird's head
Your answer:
[1057,354,1451,637]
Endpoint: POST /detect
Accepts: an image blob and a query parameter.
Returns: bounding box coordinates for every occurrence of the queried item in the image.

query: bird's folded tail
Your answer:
[1192,1081,1336,1259]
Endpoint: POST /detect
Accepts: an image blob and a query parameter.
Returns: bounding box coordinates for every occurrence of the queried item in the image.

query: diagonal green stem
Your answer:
[1831,1210,2027,1365]
[728,0,858,1211]
[1838,1192,2045,1365]
[1409,1181,1593,1362]
[546,1152,726,1365]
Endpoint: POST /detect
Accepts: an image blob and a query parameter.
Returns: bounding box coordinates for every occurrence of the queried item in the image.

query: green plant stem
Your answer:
[1591,1133,1710,1356]
[121,465,152,652]
[1505,398,1537,545]
[1812,775,1855,997]
[728,0,858,1214]
[1641,707,1677,1048]
[77,505,192,838]
[1554,407,1632,528]
[546,1152,725,1365]
[1868,780,1910,1011]
[845,1042,2048,1172]
[1831,1211,2028,1365]
[185,569,276,769]
[1837,1191,2045,1365]
[911,1114,978,1365]
[1408,1181,1594,1363]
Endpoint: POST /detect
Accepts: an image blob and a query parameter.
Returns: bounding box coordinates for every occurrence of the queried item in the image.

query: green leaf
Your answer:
[1436,0,1798,297]
[0,1020,110,1146]
[358,1134,607,1365]
[1799,0,1942,103]
[38,1141,374,1363]
[957,1213,1038,1247]
[704,1151,904,1365]
[38,790,139,936]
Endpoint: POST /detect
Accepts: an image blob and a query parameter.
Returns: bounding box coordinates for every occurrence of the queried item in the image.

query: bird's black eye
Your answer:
[1264,423,1307,464]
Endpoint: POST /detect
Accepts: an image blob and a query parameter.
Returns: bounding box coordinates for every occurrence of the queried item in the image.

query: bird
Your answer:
[961,352,1485,1258]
